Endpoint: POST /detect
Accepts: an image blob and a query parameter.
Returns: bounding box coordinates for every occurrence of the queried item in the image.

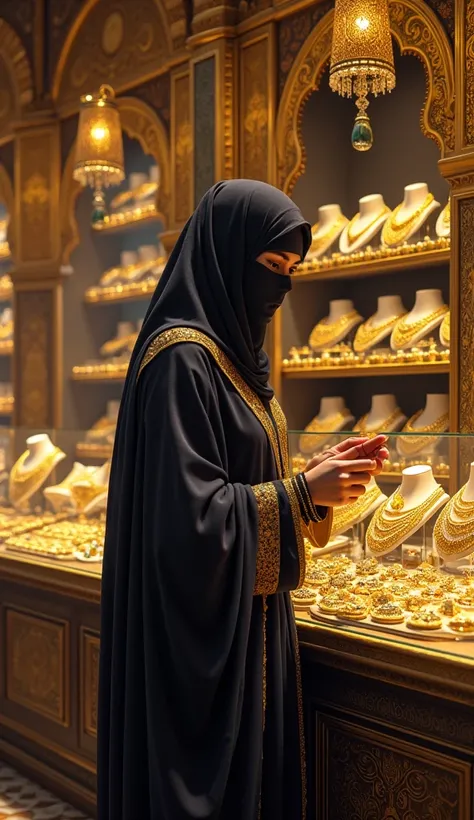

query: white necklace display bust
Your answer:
[339,194,390,254]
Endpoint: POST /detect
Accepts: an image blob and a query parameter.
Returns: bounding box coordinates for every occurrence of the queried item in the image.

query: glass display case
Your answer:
[1,425,474,655]
[289,428,474,657]
[0,427,108,577]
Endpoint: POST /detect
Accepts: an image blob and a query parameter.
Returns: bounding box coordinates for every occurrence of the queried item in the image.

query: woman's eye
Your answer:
[270,260,279,270]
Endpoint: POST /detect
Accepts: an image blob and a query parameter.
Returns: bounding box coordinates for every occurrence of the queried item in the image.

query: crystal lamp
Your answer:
[329,0,396,151]
[73,85,125,224]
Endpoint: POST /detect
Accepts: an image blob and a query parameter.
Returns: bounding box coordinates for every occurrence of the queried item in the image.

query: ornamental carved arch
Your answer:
[59,97,171,266]
[0,163,14,258]
[53,0,178,114]
[0,18,33,141]
[276,0,454,195]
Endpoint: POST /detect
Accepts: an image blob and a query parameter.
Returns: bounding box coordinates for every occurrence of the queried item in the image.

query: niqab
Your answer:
[128,179,311,401]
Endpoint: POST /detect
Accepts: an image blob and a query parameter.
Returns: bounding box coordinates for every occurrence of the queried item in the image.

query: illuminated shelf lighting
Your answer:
[85,278,157,304]
[0,339,13,356]
[72,363,128,382]
[0,243,11,261]
[92,202,161,234]
[76,443,113,460]
[282,361,450,379]
[0,397,13,415]
[294,240,450,283]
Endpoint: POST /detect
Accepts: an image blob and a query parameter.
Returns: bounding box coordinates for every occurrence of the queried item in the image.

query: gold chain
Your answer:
[440,312,450,346]
[381,193,434,246]
[452,486,474,519]
[310,216,347,254]
[9,448,63,507]
[309,310,361,350]
[433,491,474,556]
[353,313,405,352]
[346,206,390,245]
[391,305,448,349]
[397,410,449,456]
[299,412,352,454]
[331,484,383,536]
[442,201,450,227]
[366,485,446,554]
[353,408,402,436]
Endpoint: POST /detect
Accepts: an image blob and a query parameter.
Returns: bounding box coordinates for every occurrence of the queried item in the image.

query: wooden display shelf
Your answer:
[0,242,11,262]
[76,443,113,461]
[85,279,156,304]
[72,364,128,383]
[294,244,450,283]
[282,361,450,379]
[92,204,161,234]
[0,339,13,356]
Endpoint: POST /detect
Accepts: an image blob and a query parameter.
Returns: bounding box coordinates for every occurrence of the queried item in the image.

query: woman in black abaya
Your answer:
[98,180,387,820]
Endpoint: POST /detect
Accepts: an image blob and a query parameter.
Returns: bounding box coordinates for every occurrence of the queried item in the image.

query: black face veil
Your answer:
[128,179,311,402]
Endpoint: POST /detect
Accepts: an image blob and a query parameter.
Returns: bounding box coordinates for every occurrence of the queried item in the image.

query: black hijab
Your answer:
[129,179,311,401]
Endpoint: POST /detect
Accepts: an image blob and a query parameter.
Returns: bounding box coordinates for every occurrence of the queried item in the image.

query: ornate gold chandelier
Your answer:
[329,0,396,151]
[73,85,125,224]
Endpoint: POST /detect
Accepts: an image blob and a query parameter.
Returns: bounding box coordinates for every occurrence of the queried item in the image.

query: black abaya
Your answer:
[98,182,332,820]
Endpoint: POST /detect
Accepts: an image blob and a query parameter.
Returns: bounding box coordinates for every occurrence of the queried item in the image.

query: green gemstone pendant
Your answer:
[91,187,107,225]
[351,112,373,152]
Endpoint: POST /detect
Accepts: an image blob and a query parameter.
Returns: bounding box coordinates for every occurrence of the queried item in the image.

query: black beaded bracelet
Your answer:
[297,473,327,524]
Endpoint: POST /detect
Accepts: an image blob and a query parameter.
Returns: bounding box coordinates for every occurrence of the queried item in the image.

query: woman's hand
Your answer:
[303,435,389,507]
[305,434,389,477]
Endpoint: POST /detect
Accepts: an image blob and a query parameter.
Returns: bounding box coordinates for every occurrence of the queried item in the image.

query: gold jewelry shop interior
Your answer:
[0,0,473,817]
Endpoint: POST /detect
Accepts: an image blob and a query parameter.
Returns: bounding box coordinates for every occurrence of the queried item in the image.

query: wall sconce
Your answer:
[73,84,125,224]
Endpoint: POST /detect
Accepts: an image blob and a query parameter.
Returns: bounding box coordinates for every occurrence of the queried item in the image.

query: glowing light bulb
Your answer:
[91,125,107,142]
[355,15,370,31]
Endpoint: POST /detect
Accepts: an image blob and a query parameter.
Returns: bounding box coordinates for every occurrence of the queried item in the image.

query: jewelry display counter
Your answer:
[289,430,474,819]
[0,428,473,817]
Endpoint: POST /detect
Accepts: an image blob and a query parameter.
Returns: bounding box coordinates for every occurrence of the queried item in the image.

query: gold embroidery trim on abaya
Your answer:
[252,482,280,596]
[138,328,284,478]
[282,478,306,589]
[138,326,306,820]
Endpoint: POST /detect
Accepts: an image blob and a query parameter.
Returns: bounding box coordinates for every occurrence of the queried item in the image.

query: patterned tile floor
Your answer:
[0,763,93,819]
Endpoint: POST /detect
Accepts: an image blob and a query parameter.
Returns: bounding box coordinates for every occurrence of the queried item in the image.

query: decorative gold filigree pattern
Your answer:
[459,198,474,433]
[241,37,270,182]
[252,481,281,595]
[6,609,67,723]
[172,73,192,225]
[15,291,52,427]
[465,3,474,146]
[320,715,469,819]
[54,0,171,110]
[276,0,454,195]
[0,18,33,108]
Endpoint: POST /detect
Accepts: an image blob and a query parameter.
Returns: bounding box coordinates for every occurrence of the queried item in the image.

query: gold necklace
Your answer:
[346,207,390,245]
[381,194,434,246]
[9,448,63,507]
[353,313,405,352]
[331,484,383,537]
[442,200,450,227]
[440,312,450,346]
[353,408,402,437]
[391,305,448,349]
[309,310,361,350]
[310,216,347,254]
[452,486,474,519]
[433,492,474,557]
[366,486,446,555]
[397,410,449,456]
[299,412,352,454]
